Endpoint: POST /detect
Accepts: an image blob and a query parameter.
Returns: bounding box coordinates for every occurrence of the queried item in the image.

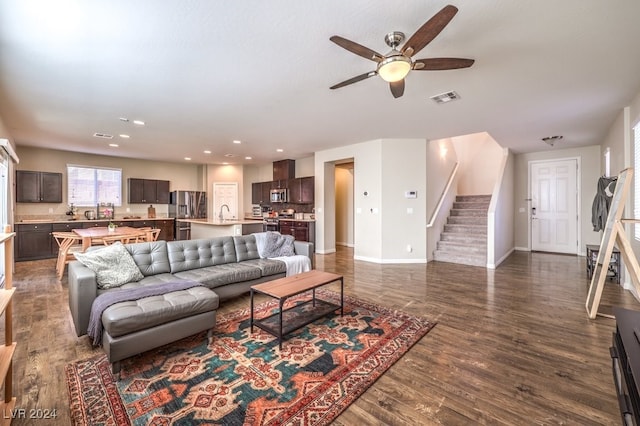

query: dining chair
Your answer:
[102,234,144,246]
[148,228,161,242]
[52,231,83,280]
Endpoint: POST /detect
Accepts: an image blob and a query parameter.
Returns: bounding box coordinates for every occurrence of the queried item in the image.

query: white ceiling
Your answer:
[1,1,640,165]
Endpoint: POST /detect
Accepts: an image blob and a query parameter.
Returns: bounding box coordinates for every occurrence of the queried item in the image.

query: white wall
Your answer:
[315,138,427,263]
[452,132,504,195]
[513,145,601,253]
[381,139,427,262]
[426,138,458,261]
[487,149,515,268]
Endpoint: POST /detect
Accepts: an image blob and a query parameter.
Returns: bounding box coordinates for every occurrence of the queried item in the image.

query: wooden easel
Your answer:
[586,168,640,319]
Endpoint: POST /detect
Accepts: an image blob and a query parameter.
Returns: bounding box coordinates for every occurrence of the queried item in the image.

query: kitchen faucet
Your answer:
[219,204,230,221]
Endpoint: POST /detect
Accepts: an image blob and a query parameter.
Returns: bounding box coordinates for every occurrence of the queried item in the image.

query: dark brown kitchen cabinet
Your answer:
[279,220,315,244]
[273,159,295,181]
[15,223,54,261]
[16,170,63,203]
[155,219,174,241]
[252,182,271,205]
[128,178,170,204]
[288,176,314,204]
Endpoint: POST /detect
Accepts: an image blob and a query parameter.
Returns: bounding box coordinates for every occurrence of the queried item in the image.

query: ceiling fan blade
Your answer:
[413,58,474,70]
[330,36,384,62]
[330,71,377,90]
[401,5,458,57]
[390,79,405,98]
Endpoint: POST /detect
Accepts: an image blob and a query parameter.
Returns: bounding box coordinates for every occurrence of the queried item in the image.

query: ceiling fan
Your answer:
[329,4,474,98]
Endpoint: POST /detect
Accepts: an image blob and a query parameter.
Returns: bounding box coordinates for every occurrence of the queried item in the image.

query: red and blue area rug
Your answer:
[65,290,435,425]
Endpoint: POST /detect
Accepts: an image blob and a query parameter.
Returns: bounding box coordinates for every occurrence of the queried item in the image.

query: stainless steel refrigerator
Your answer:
[169,191,207,239]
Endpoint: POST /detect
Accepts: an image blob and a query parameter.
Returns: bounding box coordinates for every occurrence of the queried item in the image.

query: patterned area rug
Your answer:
[65,289,435,425]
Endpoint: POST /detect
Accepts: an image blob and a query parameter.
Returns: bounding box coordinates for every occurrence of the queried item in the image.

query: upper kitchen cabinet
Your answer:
[252,182,271,205]
[16,170,62,203]
[273,159,295,181]
[288,176,314,204]
[128,178,170,204]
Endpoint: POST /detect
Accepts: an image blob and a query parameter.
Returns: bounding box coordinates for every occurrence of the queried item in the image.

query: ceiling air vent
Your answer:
[430,91,460,104]
[93,132,114,139]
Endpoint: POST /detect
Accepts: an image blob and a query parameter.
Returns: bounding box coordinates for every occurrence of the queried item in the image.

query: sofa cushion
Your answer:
[102,286,219,338]
[124,241,171,276]
[74,242,144,289]
[233,235,261,261]
[173,263,261,289]
[167,237,237,273]
[240,258,287,276]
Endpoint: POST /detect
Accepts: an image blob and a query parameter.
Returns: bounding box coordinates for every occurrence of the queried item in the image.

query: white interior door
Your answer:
[531,159,578,254]
[212,182,238,220]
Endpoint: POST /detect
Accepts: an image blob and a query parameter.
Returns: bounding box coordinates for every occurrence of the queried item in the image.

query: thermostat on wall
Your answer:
[405,190,417,199]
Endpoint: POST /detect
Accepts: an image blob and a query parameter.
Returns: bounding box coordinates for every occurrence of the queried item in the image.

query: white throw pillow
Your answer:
[74,242,144,289]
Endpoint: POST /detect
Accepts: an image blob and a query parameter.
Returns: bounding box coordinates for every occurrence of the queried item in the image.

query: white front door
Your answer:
[531,159,578,254]
[212,182,238,220]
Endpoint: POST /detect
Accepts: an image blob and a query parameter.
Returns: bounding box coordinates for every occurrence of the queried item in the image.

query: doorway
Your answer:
[530,158,579,254]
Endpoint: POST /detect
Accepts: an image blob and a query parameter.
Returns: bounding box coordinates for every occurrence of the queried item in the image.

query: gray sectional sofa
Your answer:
[68,233,313,374]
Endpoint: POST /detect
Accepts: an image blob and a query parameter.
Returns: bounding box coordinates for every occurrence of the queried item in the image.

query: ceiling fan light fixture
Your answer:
[377,55,411,82]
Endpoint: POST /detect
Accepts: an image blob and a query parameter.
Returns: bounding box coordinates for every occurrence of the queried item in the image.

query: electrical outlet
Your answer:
[126,208,131,212]
[48,208,53,213]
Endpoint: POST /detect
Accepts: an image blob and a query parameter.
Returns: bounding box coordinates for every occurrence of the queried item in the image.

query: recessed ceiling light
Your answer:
[119,134,130,139]
[119,117,129,122]
[109,143,119,147]
[224,153,235,157]
[233,140,241,144]
[184,157,191,161]
[245,156,252,160]
[204,150,212,154]
[133,120,145,126]
[276,148,283,153]
[222,162,229,165]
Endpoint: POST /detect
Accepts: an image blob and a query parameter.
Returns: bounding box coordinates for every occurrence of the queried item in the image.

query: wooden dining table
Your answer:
[73,226,151,251]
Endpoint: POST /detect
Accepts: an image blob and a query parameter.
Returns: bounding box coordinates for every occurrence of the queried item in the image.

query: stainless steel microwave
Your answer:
[270,188,288,203]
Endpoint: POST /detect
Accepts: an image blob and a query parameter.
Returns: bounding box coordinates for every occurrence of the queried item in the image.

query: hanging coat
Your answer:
[591,176,617,231]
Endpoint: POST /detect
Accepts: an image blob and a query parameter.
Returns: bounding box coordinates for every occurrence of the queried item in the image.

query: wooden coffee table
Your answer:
[250,270,344,349]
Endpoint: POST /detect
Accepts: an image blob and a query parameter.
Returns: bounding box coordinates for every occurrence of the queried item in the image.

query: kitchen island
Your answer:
[185,219,263,239]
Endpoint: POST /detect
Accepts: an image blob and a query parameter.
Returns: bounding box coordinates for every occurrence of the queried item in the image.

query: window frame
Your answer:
[67,164,122,207]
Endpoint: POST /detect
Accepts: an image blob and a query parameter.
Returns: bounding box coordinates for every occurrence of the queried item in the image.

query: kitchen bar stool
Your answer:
[52,231,84,280]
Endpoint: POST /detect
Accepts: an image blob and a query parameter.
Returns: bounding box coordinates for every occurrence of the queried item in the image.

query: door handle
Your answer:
[531,207,536,215]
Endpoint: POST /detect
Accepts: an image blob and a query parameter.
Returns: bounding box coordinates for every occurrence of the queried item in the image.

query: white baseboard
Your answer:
[316,248,336,254]
[515,246,529,252]
[354,255,427,264]
[336,241,355,247]
[487,247,515,269]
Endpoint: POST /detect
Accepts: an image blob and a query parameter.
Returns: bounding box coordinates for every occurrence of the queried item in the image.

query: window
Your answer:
[67,165,122,207]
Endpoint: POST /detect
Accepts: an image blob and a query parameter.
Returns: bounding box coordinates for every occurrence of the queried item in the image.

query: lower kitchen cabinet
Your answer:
[15,223,53,261]
[279,221,315,244]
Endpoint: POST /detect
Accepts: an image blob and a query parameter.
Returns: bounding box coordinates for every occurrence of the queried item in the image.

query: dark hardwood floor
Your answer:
[5,247,638,425]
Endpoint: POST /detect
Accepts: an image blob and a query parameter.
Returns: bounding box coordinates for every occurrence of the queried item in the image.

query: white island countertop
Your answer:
[185,219,264,239]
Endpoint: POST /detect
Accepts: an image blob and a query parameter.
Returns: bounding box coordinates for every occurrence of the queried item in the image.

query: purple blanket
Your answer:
[88,280,204,346]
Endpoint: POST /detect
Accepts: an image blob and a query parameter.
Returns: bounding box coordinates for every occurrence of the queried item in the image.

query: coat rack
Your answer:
[586,168,640,318]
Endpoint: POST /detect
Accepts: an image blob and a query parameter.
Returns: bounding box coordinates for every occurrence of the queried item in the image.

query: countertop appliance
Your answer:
[262,210,295,232]
[270,188,288,203]
[169,190,206,240]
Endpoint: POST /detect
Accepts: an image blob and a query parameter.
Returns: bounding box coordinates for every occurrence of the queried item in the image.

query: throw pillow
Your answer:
[261,231,295,258]
[74,242,144,289]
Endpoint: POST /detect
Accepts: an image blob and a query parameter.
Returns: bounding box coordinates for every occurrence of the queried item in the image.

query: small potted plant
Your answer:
[108,222,117,232]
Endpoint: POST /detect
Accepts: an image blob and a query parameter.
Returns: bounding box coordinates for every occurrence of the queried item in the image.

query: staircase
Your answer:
[433,195,490,267]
